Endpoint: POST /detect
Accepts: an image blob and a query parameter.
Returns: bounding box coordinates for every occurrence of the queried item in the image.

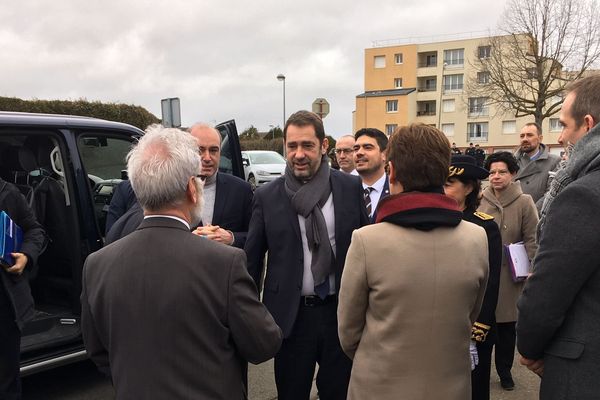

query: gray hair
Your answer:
[127,124,201,211]
[188,122,222,144]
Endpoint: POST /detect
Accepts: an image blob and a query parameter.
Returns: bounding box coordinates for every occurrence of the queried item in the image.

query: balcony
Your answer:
[416,100,436,117]
[468,106,490,117]
[417,51,438,69]
[418,61,437,68]
[417,85,437,92]
[417,110,436,116]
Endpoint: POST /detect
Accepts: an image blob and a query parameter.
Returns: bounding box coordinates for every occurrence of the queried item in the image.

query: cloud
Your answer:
[0,0,507,136]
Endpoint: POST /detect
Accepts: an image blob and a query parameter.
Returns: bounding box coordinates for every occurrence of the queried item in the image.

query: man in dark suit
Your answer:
[353,128,389,222]
[0,178,46,400]
[81,124,282,400]
[106,123,253,248]
[517,75,600,399]
[191,123,253,248]
[245,111,369,400]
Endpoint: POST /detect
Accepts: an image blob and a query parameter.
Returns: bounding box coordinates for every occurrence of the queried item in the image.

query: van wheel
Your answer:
[248,175,257,191]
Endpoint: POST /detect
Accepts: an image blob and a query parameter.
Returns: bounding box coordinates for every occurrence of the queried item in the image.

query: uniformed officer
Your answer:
[444,155,502,400]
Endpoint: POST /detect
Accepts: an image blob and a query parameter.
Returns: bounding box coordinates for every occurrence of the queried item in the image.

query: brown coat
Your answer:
[338,220,489,400]
[478,182,538,323]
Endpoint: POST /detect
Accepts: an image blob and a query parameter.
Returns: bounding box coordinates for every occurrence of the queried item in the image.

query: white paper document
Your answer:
[504,242,530,282]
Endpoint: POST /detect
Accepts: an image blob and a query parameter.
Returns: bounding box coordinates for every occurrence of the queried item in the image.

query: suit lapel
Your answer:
[279,180,302,240]
[212,173,226,225]
[516,162,541,180]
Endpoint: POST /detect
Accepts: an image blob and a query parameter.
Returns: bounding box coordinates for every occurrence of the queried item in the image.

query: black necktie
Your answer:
[364,187,374,216]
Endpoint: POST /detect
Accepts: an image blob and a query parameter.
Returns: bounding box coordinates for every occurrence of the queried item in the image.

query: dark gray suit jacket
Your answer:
[81,217,282,400]
[517,169,600,399]
[245,169,369,337]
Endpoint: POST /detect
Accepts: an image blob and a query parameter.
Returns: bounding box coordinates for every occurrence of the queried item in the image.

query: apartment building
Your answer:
[352,34,563,153]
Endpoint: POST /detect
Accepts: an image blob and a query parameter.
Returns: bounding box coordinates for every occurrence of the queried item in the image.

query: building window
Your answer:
[478,45,491,59]
[467,122,489,141]
[443,74,464,92]
[502,120,517,134]
[386,100,398,113]
[526,67,538,79]
[442,123,455,136]
[385,124,398,136]
[394,78,403,88]
[374,55,386,68]
[395,53,403,64]
[477,71,490,84]
[444,49,464,66]
[549,118,562,132]
[468,97,489,116]
[442,99,455,112]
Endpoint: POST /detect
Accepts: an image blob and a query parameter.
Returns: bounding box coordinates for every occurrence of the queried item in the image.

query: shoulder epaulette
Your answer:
[474,211,494,221]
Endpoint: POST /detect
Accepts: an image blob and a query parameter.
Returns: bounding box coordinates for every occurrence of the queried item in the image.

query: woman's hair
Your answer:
[483,151,519,174]
[387,124,450,191]
[451,176,482,212]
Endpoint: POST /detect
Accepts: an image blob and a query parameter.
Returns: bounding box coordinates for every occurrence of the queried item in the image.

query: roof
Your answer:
[0,111,144,134]
[356,88,416,98]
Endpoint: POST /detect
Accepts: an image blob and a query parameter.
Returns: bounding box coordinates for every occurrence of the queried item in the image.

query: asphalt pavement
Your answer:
[22,350,541,399]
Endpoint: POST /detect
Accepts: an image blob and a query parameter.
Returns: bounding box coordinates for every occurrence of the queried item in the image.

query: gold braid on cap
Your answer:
[448,166,465,177]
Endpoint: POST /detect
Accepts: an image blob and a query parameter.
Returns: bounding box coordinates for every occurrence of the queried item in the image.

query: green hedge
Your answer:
[0,96,160,130]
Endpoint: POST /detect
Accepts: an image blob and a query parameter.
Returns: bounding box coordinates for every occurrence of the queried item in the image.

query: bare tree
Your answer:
[468,0,600,125]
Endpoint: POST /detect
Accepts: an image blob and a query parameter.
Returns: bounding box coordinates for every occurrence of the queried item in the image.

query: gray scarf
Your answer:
[538,125,600,239]
[284,154,332,293]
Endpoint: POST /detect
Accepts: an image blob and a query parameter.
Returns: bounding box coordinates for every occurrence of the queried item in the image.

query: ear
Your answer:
[388,162,394,179]
[187,176,197,204]
[322,137,329,155]
[584,115,596,131]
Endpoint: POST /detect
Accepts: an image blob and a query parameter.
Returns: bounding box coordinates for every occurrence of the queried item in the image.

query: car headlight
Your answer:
[256,170,269,176]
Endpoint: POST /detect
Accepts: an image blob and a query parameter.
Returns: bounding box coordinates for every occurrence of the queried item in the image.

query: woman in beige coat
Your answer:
[338,124,489,400]
[478,151,538,391]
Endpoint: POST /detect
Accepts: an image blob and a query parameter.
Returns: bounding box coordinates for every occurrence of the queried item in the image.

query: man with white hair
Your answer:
[81,125,282,400]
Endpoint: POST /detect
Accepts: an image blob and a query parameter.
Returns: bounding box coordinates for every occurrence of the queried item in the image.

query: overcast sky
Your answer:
[0,0,507,137]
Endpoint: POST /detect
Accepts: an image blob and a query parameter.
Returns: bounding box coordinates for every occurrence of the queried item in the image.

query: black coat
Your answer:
[0,179,46,330]
[244,169,369,337]
[106,172,253,248]
[464,210,502,342]
[517,169,600,399]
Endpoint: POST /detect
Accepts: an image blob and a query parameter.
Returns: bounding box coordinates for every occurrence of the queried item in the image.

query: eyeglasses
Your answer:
[335,148,354,155]
[195,175,207,181]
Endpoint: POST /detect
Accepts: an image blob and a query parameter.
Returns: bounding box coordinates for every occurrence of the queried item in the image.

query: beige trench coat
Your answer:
[478,181,538,323]
[338,220,489,400]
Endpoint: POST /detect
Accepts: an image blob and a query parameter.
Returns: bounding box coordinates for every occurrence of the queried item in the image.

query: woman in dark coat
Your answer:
[444,155,502,400]
[0,178,45,400]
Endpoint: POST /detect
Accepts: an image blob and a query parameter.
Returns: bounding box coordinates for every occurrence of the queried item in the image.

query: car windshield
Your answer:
[249,152,285,164]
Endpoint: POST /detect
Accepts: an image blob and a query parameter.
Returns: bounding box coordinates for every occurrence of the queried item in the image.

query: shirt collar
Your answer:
[144,215,191,230]
[362,173,387,193]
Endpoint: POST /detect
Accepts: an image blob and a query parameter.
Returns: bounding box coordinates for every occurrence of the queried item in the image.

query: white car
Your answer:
[241,150,286,190]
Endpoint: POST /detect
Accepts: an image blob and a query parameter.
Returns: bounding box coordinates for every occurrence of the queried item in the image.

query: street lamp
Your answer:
[277,74,286,154]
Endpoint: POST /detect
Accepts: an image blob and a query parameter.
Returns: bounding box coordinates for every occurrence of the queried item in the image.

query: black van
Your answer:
[0,112,243,375]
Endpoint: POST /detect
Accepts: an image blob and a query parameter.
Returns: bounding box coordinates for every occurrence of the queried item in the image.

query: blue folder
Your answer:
[0,211,23,266]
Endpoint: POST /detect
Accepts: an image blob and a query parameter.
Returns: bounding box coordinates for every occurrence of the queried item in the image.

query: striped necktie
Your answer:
[364,187,374,217]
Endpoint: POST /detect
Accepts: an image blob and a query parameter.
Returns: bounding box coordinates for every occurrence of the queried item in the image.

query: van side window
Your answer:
[77,135,134,235]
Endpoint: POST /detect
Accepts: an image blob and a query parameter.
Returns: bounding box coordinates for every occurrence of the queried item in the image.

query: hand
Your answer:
[193,225,234,245]
[4,253,28,275]
[469,341,479,371]
[520,355,544,377]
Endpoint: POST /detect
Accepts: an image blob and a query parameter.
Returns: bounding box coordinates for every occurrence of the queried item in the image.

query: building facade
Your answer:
[353,34,563,153]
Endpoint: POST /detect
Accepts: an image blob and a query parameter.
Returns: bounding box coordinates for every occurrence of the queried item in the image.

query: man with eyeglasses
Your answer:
[189,123,253,248]
[334,135,358,175]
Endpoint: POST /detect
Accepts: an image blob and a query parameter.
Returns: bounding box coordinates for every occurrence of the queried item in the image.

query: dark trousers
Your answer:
[0,288,21,400]
[494,322,516,380]
[274,299,351,400]
[472,340,494,400]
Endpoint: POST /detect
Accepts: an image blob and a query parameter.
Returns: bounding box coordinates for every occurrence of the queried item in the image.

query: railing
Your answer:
[417,110,436,116]
[443,84,464,91]
[467,132,489,142]
[418,62,438,68]
[444,59,464,66]
[371,30,499,47]
[468,107,489,116]
[417,86,437,92]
